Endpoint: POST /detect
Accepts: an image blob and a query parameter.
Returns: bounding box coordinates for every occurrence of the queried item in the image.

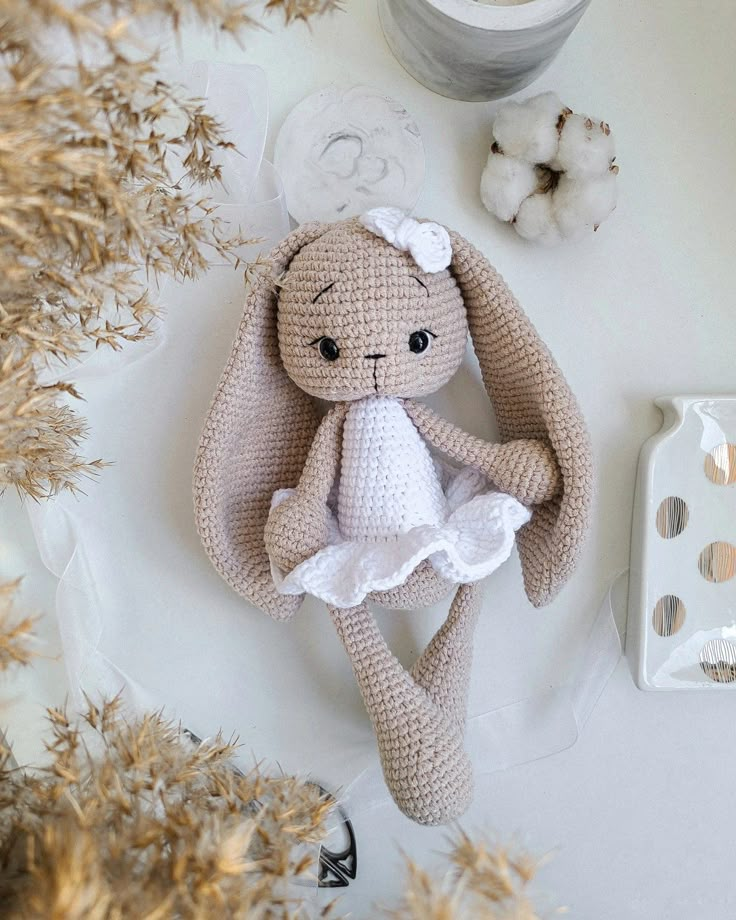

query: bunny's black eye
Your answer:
[310,336,340,361]
[408,330,435,354]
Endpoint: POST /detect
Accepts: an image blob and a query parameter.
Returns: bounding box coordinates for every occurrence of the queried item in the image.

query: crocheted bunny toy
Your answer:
[194,207,592,826]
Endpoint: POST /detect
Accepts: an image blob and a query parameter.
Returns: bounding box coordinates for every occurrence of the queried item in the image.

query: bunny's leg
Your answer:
[328,601,473,825]
[410,583,481,732]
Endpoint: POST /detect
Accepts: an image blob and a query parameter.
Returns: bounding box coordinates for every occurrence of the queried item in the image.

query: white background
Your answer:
[3,0,736,916]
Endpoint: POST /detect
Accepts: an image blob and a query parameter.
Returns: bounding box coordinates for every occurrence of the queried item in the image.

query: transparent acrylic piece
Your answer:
[185,60,269,203]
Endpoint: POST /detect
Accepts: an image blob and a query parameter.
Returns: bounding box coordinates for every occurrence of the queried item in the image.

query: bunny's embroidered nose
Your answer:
[365,353,386,360]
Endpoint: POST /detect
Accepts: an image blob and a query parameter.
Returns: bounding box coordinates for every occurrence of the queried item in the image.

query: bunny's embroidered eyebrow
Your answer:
[312,281,337,303]
[410,276,428,295]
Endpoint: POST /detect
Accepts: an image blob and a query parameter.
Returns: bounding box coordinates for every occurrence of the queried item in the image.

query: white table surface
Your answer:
[3,0,736,915]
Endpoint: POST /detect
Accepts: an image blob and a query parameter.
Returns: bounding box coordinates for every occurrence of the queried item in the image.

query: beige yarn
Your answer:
[193,217,593,824]
[329,583,481,826]
[194,223,325,621]
[448,229,593,606]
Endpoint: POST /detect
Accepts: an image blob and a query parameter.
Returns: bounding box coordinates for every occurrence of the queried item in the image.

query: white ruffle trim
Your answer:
[268,480,531,608]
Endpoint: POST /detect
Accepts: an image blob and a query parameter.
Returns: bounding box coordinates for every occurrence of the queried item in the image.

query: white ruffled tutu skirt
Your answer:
[268,466,531,609]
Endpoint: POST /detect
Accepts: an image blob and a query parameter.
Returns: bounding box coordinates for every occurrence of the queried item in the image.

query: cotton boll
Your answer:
[554,114,615,180]
[514,193,563,245]
[480,152,538,222]
[481,95,618,244]
[492,92,564,164]
[553,172,617,238]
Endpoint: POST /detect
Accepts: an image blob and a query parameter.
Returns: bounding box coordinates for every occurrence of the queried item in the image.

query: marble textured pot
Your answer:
[378,0,593,102]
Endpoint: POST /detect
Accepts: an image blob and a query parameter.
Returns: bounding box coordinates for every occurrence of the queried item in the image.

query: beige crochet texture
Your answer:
[194,218,593,825]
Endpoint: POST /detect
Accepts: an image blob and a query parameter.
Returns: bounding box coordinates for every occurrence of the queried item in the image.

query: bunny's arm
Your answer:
[264,402,348,572]
[404,400,560,506]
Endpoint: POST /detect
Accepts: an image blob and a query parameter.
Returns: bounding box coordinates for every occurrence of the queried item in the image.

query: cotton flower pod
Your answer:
[553,171,618,238]
[480,92,618,244]
[480,152,538,223]
[492,91,564,164]
[553,113,616,180]
[514,193,563,246]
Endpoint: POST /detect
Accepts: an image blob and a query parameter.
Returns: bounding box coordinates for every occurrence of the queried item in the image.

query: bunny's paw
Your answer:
[264,493,330,573]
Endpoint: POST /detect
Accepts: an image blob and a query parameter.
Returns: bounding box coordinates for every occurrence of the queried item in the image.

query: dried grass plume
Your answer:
[0,579,35,671]
[0,699,335,918]
[384,831,544,920]
[0,0,338,499]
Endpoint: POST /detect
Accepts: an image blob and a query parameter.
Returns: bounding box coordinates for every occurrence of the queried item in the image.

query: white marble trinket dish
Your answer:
[274,84,425,224]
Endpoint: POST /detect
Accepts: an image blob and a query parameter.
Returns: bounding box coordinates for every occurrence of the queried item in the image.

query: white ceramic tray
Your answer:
[629,396,736,689]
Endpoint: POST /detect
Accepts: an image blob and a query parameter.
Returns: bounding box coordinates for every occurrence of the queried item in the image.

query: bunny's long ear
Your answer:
[194,223,330,621]
[449,230,593,607]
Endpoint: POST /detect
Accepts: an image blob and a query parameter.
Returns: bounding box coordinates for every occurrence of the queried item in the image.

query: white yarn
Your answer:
[360,206,452,273]
[338,397,447,540]
[267,397,531,607]
[480,93,619,245]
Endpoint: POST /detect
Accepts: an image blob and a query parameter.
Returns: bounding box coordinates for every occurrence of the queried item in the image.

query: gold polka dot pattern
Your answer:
[700,638,736,683]
[652,594,686,636]
[655,496,689,539]
[704,443,736,486]
[698,541,736,583]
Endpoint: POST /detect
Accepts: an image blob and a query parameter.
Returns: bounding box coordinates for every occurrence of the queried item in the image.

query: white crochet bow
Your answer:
[360,207,452,273]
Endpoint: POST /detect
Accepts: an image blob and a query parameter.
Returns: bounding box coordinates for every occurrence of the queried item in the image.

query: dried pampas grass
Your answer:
[0,0,338,500]
[267,0,344,22]
[0,580,35,671]
[384,832,543,920]
[0,699,336,919]
[0,584,337,917]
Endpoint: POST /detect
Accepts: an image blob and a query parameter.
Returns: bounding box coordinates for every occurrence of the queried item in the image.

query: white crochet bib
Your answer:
[337,397,447,542]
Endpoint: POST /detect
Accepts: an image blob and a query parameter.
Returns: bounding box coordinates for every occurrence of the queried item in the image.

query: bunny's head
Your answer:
[277,214,466,402]
[194,211,592,621]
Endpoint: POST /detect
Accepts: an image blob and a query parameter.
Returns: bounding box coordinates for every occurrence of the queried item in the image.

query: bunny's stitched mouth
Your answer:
[365,354,385,394]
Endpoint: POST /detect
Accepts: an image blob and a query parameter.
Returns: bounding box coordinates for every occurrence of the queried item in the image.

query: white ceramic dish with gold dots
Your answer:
[629,396,736,690]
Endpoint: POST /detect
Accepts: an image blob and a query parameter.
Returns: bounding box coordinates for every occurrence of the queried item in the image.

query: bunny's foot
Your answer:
[328,602,473,825]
